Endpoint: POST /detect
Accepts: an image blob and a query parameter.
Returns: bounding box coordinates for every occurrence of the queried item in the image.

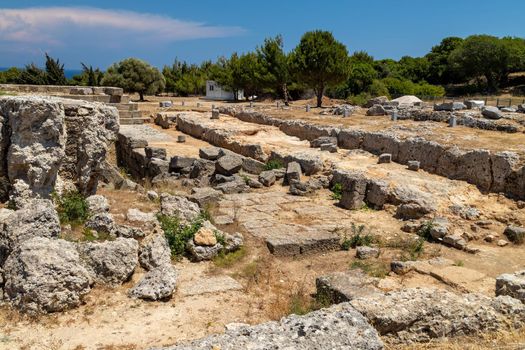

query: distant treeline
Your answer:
[1,32,524,105]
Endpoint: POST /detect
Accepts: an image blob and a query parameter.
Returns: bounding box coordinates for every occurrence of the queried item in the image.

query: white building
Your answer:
[205,80,244,101]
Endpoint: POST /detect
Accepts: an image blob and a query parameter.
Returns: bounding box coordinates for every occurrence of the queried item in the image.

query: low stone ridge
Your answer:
[226,110,525,200]
[316,270,382,304]
[350,288,525,343]
[3,237,93,314]
[78,237,139,286]
[155,302,384,350]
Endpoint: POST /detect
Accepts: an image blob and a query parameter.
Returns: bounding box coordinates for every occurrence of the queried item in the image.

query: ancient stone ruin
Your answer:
[0,88,524,349]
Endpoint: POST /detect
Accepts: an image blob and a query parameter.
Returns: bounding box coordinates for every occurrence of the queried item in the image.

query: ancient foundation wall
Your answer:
[227,110,525,199]
[0,96,119,201]
[0,84,124,103]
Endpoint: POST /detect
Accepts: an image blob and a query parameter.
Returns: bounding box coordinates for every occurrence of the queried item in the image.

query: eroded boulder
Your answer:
[3,237,92,313]
[160,194,201,223]
[78,237,138,286]
[128,264,178,301]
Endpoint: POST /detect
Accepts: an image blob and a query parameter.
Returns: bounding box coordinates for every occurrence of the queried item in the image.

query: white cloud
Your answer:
[0,6,245,46]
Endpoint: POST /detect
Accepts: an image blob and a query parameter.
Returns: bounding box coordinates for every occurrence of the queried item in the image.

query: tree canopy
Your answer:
[289,30,351,107]
[101,58,165,101]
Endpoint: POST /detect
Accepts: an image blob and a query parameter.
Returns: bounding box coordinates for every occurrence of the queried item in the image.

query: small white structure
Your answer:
[205,80,244,101]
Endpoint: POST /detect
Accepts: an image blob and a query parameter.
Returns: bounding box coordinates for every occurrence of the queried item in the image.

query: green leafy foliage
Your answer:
[264,159,284,170]
[341,223,375,250]
[330,182,343,200]
[102,58,165,101]
[417,220,434,241]
[157,213,207,258]
[289,30,351,107]
[54,191,89,225]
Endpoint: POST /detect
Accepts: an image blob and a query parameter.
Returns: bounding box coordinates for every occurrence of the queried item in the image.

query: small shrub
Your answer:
[454,260,465,267]
[264,159,284,171]
[54,191,89,225]
[330,182,343,200]
[341,223,375,250]
[241,174,251,185]
[403,237,425,261]
[347,92,370,106]
[157,213,208,258]
[214,230,226,246]
[417,220,434,241]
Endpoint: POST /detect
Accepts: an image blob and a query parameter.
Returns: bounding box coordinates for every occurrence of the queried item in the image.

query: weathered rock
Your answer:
[367,104,387,116]
[289,178,325,196]
[443,234,467,250]
[3,237,92,313]
[199,146,222,161]
[215,177,249,194]
[157,301,384,350]
[143,148,166,161]
[429,217,449,240]
[366,96,389,108]
[392,185,435,220]
[378,153,391,164]
[78,237,138,286]
[503,226,525,244]
[215,154,243,176]
[0,97,66,199]
[194,226,218,246]
[169,156,197,173]
[320,143,338,153]
[356,246,380,259]
[482,106,502,120]
[339,172,367,210]
[434,102,466,111]
[160,193,201,223]
[258,170,276,187]
[350,288,525,343]
[139,233,172,270]
[365,180,390,209]
[128,264,178,301]
[316,270,382,304]
[186,240,223,262]
[496,270,525,302]
[310,136,337,148]
[189,159,216,179]
[223,232,243,253]
[147,190,159,201]
[189,187,222,207]
[285,161,302,184]
[464,100,485,109]
[0,199,60,265]
[86,195,109,215]
[407,160,420,171]
[85,212,116,234]
[115,225,145,239]
[246,177,263,188]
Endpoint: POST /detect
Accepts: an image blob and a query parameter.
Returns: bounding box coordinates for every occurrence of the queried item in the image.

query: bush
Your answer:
[368,79,390,98]
[330,182,343,200]
[264,159,284,170]
[157,213,208,257]
[346,92,370,106]
[413,82,445,97]
[417,220,434,241]
[54,191,89,225]
[341,223,375,250]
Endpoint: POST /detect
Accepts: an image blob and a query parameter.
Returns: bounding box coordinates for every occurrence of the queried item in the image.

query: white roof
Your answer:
[391,95,422,104]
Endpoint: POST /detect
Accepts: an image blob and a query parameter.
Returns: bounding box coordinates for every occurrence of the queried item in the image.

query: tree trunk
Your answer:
[316,84,324,107]
[139,91,145,101]
[283,83,289,106]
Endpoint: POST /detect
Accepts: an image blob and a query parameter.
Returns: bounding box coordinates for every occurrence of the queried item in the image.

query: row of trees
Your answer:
[2,32,525,106]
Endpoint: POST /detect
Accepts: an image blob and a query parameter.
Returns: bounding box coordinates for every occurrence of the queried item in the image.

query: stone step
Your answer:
[119,110,142,119]
[109,103,139,112]
[120,118,145,125]
[57,94,112,103]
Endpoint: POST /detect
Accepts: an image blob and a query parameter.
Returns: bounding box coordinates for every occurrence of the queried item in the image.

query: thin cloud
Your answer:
[0,6,245,46]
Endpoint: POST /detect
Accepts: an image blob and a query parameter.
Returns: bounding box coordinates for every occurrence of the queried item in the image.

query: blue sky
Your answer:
[1,0,524,70]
